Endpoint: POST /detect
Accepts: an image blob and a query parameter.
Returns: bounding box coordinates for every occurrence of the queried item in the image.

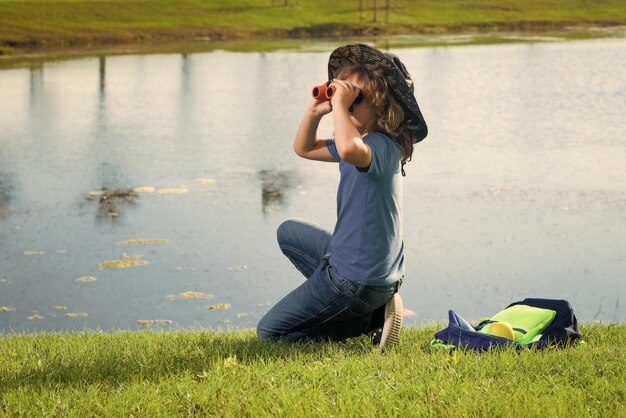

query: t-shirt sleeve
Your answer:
[325,139,341,162]
[361,133,396,177]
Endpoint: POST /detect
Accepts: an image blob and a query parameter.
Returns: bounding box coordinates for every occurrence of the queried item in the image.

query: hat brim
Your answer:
[328,43,428,143]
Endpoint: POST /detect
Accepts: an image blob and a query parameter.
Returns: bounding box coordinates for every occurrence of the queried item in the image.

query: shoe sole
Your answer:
[379,293,403,348]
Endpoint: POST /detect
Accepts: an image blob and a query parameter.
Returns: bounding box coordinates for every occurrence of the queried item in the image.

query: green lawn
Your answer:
[1,324,624,416]
[1,0,626,55]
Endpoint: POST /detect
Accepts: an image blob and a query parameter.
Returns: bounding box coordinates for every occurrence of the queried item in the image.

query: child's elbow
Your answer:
[337,142,370,166]
[337,144,360,163]
[293,145,307,158]
[336,148,353,162]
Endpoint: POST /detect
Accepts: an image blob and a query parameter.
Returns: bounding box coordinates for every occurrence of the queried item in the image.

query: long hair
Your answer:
[338,66,419,176]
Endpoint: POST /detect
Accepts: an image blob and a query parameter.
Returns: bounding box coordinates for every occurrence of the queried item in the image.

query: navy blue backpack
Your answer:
[434,298,583,351]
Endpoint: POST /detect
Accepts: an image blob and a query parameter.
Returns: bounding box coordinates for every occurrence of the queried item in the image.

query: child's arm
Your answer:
[293,100,336,162]
[330,80,372,168]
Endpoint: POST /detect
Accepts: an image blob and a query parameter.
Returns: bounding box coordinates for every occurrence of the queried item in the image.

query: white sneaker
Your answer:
[378,293,403,348]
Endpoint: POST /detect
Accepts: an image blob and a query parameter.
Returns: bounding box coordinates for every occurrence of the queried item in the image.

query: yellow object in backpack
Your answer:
[481,321,516,340]
[478,304,556,344]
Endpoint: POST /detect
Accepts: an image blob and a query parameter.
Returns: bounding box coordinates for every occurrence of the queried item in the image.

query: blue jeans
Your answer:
[257,218,398,342]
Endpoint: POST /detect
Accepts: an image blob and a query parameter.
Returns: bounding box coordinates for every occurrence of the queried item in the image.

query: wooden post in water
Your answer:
[373,0,377,22]
[98,56,106,96]
[359,0,363,22]
[385,0,390,25]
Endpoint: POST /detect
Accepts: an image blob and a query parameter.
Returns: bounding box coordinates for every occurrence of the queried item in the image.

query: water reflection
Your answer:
[258,169,294,214]
[94,56,131,218]
[29,62,44,103]
[28,61,46,140]
[98,56,106,97]
[1,39,625,333]
[87,187,138,219]
[0,172,13,219]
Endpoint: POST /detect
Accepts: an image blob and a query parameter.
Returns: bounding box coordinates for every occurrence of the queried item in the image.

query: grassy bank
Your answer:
[1,0,626,57]
[1,324,624,416]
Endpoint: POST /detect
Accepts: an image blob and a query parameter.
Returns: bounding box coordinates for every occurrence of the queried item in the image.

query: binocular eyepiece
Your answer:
[312,82,335,102]
[312,81,364,107]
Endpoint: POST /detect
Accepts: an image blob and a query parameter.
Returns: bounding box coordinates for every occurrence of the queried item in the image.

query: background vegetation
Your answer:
[1,0,626,55]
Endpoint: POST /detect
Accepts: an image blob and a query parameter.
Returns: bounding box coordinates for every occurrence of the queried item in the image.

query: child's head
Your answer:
[328,44,428,170]
[336,65,417,168]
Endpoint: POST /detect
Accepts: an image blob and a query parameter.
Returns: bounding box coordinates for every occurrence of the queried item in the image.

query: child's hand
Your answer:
[309,97,332,117]
[329,79,361,111]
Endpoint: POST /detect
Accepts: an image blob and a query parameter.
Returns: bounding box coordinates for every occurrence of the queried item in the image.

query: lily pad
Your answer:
[98,259,149,268]
[133,187,155,193]
[227,264,249,271]
[196,178,216,184]
[65,312,88,318]
[489,187,507,194]
[122,239,168,245]
[121,254,144,260]
[0,306,16,312]
[208,303,231,310]
[158,187,188,194]
[174,291,214,300]
[75,276,97,283]
[136,319,172,326]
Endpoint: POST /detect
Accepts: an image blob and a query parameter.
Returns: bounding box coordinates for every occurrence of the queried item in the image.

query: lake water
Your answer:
[1,38,625,333]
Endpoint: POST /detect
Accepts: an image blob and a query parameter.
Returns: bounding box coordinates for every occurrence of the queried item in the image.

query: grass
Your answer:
[1,324,625,416]
[1,0,626,57]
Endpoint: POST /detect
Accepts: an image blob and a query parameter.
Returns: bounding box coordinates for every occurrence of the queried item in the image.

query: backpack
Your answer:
[433,298,583,351]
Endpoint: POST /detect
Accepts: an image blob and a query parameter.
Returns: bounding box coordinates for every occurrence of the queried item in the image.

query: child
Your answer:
[257,43,428,347]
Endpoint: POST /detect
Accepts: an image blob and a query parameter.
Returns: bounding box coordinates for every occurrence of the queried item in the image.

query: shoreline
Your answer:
[2,24,625,65]
[2,0,626,61]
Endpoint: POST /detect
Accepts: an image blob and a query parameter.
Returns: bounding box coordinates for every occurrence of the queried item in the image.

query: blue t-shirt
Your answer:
[325,132,405,286]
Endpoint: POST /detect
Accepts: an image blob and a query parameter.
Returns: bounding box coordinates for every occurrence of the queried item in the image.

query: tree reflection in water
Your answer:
[0,172,13,219]
[258,169,293,214]
[87,187,138,219]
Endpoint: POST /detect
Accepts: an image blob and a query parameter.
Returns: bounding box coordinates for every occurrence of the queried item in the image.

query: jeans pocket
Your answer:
[325,266,349,294]
[349,283,396,311]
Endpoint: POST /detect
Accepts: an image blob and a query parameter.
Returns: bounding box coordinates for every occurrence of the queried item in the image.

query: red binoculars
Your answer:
[312,81,364,107]
[312,82,335,101]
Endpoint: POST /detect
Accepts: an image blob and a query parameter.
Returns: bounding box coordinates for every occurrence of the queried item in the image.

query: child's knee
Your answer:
[276,219,291,239]
[256,323,279,342]
[276,218,299,244]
